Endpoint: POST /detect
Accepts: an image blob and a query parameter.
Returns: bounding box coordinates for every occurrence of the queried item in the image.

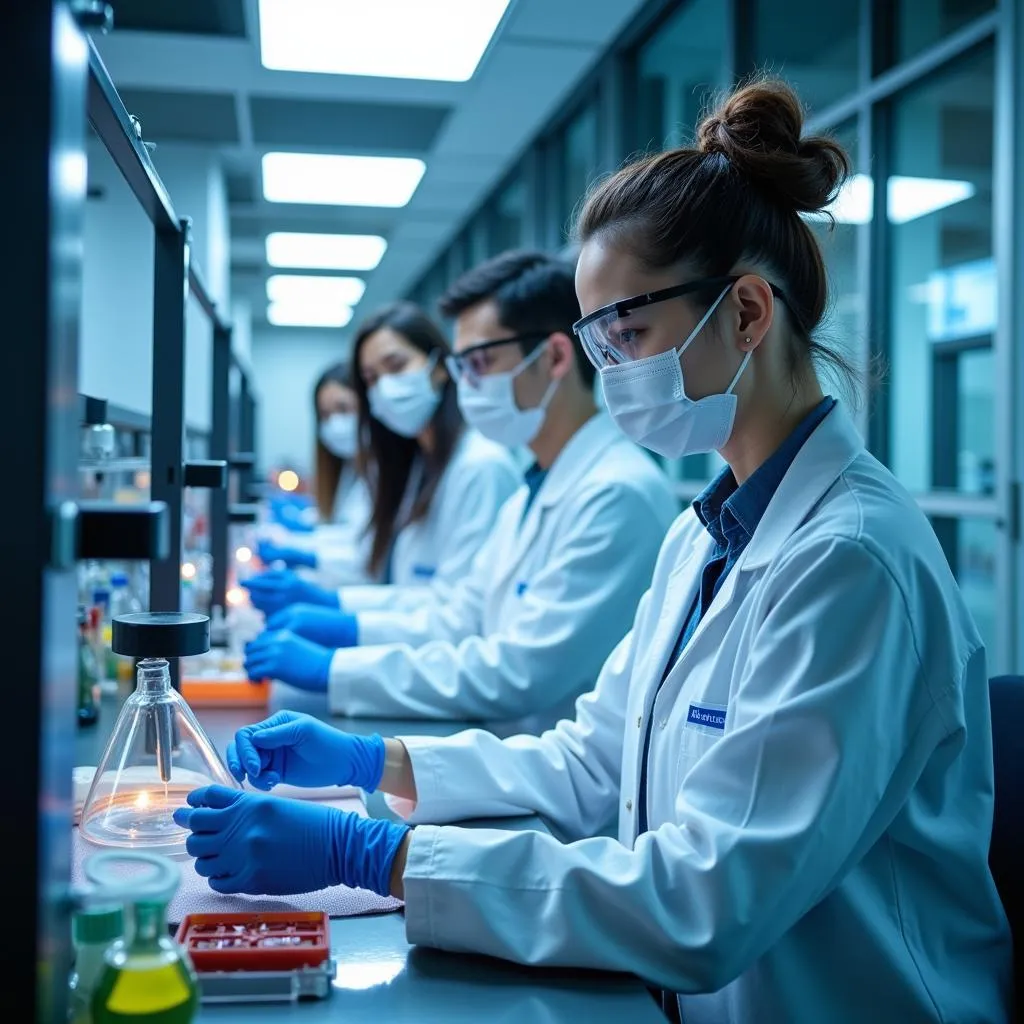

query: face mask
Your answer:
[319,412,358,458]
[368,354,442,438]
[456,344,558,449]
[598,286,750,458]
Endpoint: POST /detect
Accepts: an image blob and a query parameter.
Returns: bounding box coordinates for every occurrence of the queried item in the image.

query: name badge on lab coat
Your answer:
[686,702,727,735]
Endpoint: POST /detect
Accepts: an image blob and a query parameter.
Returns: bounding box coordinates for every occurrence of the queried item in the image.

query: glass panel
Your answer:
[489,172,526,255]
[877,0,995,70]
[887,46,995,492]
[634,0,727,153]
[749,0,860,112]
[805,121,864,399]
[467,214,490,266]
[561,100,599,243]
[929,516,997,657]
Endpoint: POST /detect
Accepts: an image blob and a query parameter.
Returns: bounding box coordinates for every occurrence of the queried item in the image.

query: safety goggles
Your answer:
[574,276,775,369]
[445,332,549,387]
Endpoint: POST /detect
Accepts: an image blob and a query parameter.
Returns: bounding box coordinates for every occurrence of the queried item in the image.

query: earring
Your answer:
[744,337,752,348]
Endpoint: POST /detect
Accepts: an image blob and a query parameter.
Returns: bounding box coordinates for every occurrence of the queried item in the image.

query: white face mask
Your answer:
[598,286,750,458]
[368,354,442,438]
[456,344,558,450]
[319,412,359,458]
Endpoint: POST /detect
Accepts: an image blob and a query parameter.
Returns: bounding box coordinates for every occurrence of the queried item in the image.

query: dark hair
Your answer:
[312,362,356,521]
[350,301,462,577]
[575,77,859,394]
[438,249,595,387]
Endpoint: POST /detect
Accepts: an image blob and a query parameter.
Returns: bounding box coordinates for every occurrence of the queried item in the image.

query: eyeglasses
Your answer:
[573,275,791,369]
[572,276,744,369]
[445,332,550,387]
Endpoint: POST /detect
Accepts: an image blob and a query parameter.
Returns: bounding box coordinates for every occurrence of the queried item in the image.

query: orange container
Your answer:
[180,675,269,707]
[174,911,329,972]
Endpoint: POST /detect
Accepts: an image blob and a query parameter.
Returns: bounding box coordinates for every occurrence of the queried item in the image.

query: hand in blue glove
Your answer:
[241,568,339,617]
[257,539,317,570]
[225,710,384,792]
[271,500,316,534]
[174,786,409,897]
[244,630,332,692]
[266,605,358,649]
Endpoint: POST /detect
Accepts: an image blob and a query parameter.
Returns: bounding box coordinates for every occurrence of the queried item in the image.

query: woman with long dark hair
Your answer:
[257,362,374,585]
[243,302,519,633]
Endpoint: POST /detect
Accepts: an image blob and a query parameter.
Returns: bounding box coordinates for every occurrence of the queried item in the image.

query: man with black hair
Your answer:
[274,249,679,721]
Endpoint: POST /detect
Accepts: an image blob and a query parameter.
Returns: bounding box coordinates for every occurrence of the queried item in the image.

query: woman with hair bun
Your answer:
[178,80,1012,1024]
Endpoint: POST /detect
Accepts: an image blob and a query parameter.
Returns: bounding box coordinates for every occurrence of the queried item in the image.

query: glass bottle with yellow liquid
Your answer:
[83,851,198,1023]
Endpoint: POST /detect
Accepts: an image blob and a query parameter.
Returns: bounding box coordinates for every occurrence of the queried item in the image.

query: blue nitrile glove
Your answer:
[257,539,317,570]
[225,710,385,792]
[174,786,409,897]
[271,500,316,534]
[241,568,339,617]
[244,630,332,692]
[266,605,358,649]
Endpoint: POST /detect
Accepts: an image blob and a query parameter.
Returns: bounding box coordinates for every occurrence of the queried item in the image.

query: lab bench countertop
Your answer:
[75,685,664,1023]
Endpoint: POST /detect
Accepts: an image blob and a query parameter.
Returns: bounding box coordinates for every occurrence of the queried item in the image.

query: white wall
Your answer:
[81,138,154,415]
[80,140,230,431]
[250,330,351,476]
[230,298,253,368]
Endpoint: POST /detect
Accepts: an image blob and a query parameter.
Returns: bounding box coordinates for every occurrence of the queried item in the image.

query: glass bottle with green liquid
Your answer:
[82,851,198,1023]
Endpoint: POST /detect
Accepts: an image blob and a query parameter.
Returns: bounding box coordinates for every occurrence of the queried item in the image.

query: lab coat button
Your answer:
[625,799,633,812]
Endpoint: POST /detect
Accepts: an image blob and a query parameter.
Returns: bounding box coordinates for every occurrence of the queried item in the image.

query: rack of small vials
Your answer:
[174,912,334,1003]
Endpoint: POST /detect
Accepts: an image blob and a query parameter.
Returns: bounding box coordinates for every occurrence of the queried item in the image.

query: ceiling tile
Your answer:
[117,87,240,144]
[111,0,246,38]
[249,97,450,153]
[225,170,255,204]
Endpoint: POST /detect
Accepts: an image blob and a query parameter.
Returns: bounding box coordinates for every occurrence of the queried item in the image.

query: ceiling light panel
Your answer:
[258,0,511,82]
[262,153,426,208]
[265,232,387,271]
[266,274,366,306]
[267,302,354,328]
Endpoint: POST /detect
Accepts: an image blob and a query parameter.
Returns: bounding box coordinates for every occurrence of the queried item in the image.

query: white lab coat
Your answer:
[301,463,376,587]
[319,429,519,594]
[392,405,1012,1024]
[327,414,679,720]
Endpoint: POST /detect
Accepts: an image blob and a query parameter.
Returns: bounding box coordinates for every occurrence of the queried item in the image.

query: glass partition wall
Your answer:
[408,0,1022,673]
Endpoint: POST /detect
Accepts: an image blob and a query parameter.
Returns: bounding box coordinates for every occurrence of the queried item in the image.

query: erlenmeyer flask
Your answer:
[80,613,238,853]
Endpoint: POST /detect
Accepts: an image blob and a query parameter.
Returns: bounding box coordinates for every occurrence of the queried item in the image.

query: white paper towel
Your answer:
[71,793,401,923]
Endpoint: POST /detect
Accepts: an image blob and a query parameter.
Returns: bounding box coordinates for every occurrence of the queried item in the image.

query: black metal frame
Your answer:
[4,4,88,1016]
[86,39,234,683]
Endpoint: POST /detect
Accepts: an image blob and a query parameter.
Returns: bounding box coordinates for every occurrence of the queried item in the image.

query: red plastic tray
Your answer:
[174,911,330,972]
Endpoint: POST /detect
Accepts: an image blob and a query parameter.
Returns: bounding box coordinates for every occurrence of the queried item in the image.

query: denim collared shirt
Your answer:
[637,396,836,840]
[520,462,548,525]
[668,395,837,668]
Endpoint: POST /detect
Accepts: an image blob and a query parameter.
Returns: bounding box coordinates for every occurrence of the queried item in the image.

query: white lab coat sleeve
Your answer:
[338,457,517,613]
[386,607,640,835]
[351,547,492,648]
[400,536,966,993]
[314,539,374,589]
[331,516,502,642]
[328,485,664,719]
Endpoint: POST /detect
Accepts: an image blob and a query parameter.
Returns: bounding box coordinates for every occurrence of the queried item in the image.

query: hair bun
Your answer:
[697,78,849,214]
